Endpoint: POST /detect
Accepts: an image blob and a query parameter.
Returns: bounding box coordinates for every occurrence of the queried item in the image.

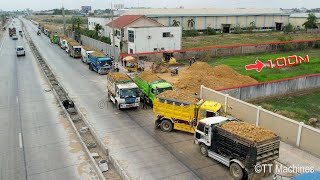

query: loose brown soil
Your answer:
[158,90,198,103]
[137,71,163,82]
[220,121,277,142]
[91,51,106,57]
[164,62,258,94]
[108,72,131,81]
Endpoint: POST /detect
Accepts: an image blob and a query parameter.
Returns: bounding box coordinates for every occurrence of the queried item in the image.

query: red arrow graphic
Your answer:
[245,60,265,72]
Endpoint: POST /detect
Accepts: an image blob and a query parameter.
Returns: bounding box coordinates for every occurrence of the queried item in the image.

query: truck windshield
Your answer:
[156,87,173,95]
[99,58,112,66]
[75,48,81,52]
[120,88,139,98]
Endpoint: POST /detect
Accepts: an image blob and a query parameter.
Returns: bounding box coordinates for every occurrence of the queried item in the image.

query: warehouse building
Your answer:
[88,17,119,37]
[289,13,320,29]
[122,8,290,33]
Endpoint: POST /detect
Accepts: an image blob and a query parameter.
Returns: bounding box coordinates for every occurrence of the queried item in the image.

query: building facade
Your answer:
[289,13,320,29]
[88,17,116,37]
[127,26,182,54]
[106,15,163,53]
[122,9,290,32]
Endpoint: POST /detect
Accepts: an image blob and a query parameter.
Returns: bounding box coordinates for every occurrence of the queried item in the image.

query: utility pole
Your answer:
[62,6,66,35]
[111,2,116,61]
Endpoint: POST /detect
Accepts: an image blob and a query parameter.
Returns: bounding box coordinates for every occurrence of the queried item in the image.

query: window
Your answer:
[153,48,158,51]
[129,49,133,54]
[128,30,134,42]
[163,32,170,37]
[206,111,215,118]
[204,126,209,134]
[197,122,205,131]
[121,29,124,37]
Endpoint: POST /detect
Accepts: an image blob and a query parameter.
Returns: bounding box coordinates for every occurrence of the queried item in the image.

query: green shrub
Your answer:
[315,41,320,48]
[233,24,242,34]
[100,36,111,44]
[206,27,216,35]
[183,29,199,37]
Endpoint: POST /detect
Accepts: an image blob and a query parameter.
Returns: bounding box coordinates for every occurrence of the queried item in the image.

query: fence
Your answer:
[120,38,320,61]
[217,74,320,101]
[80,35,120,61]
[200,85,320,157]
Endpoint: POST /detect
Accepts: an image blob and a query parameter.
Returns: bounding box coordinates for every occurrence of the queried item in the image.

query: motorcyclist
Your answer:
[37,30,41,35]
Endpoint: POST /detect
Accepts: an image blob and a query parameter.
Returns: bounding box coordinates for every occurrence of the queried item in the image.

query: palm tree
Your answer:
[187,19,195,29]
[172,20,180,26]
[94,24,103,38]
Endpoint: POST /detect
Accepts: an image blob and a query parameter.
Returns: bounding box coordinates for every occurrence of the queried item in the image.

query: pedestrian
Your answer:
[124,59,127,67]
[115,64,119,72]
[121,58,124,66]
[192,57,196,64]
[189,59,192,66]
[111,56,114,61]
[142,95,147,109]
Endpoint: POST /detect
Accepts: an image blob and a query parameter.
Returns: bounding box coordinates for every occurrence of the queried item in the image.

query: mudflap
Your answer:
[154,118,161,129]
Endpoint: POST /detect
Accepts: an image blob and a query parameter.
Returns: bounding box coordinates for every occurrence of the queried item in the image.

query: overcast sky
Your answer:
[0,0,319,11]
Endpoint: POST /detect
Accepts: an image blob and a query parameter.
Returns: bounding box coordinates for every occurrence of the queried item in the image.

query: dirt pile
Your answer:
[91,51,106,57]
[158,90,198,103]
[137,71,163,82]
[220,121,277,142]
[174,62,258,94]
[151,63,170,73]
[108,72,131,81]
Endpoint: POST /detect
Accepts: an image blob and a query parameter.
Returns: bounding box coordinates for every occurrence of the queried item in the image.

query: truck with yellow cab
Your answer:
[153,92,223,133]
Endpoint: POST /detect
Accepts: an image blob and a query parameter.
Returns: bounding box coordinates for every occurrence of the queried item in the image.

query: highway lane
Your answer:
[24,19,233,180]
[0,20,99,180]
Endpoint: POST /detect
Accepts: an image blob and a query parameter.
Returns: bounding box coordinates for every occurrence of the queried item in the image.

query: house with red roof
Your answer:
[106,15,163,53]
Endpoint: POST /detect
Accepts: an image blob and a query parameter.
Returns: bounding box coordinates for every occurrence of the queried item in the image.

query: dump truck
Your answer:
[59,36,70,49]
[50,33,59,44]
[153,91,223,133]
[107,72,140,109]
[64,39,75,53]
[81,46,94,64]
[68,41,82,58]
[9,27,16,37]
[194,116,280,180]
[133,72,173,104]
[88,51,113,74]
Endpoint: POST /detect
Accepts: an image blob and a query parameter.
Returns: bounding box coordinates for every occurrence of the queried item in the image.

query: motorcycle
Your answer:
[37,31,41,36]
[171,68,179,76]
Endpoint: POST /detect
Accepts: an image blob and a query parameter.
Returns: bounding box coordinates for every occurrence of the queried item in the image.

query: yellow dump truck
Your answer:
[153,94,223,133]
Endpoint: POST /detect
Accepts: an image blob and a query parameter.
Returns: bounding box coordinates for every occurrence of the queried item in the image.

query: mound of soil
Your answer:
[158,90,198,103]
[109,72,131,81]
[174,62,258,94]
[220,121,277,142]
[137,71,162,82]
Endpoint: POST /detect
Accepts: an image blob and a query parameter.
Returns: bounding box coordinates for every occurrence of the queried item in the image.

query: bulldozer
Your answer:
[162,51,177,65]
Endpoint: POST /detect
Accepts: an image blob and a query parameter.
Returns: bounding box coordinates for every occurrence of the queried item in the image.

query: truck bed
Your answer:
[212,126,280,168]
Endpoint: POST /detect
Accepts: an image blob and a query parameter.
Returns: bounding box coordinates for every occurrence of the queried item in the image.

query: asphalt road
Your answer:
[23,19,233,180]
[0,20,99,180]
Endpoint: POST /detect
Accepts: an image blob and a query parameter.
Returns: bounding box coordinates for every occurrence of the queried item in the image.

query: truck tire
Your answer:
[199,144,208,157]
[229,163,244,180]
[160,120,173,132]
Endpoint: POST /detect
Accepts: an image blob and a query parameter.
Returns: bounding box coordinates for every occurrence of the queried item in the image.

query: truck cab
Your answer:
[148,82,173,104]
[88,52,113,74]
[113,83,140,109]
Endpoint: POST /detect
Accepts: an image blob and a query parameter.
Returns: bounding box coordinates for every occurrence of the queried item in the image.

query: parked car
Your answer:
[12,34,18,40]
[16,46,25,56]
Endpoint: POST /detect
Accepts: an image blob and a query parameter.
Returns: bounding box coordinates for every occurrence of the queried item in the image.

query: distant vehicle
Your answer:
[16,46,25,56]
[67,41,82,58]
[12,34,18,40]
[9,27,16,37]
[88,51,113,74]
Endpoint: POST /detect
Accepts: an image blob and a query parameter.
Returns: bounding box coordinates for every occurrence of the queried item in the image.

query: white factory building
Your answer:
[88,17,117,37]
[127,26,182,54]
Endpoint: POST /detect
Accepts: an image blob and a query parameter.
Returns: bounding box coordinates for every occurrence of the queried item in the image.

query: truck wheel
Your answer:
[160,120,173,132]
[229,163,244,180]
[199,144,208,157]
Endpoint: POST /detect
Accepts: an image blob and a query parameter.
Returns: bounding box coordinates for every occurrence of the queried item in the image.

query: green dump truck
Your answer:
[133,71,173,104]
[50,33,59,44]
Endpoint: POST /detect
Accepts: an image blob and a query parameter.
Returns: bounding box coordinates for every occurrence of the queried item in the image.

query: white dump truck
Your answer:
[81,45,94,64]
[107,72,140,109]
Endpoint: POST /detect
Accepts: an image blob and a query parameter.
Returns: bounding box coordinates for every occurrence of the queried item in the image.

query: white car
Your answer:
[16,46,25,56]
[12,34,18,40]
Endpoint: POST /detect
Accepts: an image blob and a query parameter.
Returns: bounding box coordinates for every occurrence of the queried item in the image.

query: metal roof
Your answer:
[122,8,289,17]
[290,13,320,18]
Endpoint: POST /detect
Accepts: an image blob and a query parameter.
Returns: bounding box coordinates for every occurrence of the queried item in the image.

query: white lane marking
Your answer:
[19,133,23,148]
[16,96,19,104]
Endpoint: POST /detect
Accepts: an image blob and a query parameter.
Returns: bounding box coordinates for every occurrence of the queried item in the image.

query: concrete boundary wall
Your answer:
[80,35,120,61]
[217,74,320,101]
[201,85,320,157]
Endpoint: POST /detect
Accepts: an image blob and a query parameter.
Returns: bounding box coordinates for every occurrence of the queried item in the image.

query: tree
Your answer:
[94,24,103,38]
[283,23,293,34]
[187,19,195,29]
[233,24,242,34]
[303,13,318,29]
[172,20,180,26]
[248,21,256,33]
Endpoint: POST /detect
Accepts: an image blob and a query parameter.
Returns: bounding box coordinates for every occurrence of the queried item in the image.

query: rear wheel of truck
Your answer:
[160,120,173,132]
[229,163,244,180]
[199,144,208,157]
